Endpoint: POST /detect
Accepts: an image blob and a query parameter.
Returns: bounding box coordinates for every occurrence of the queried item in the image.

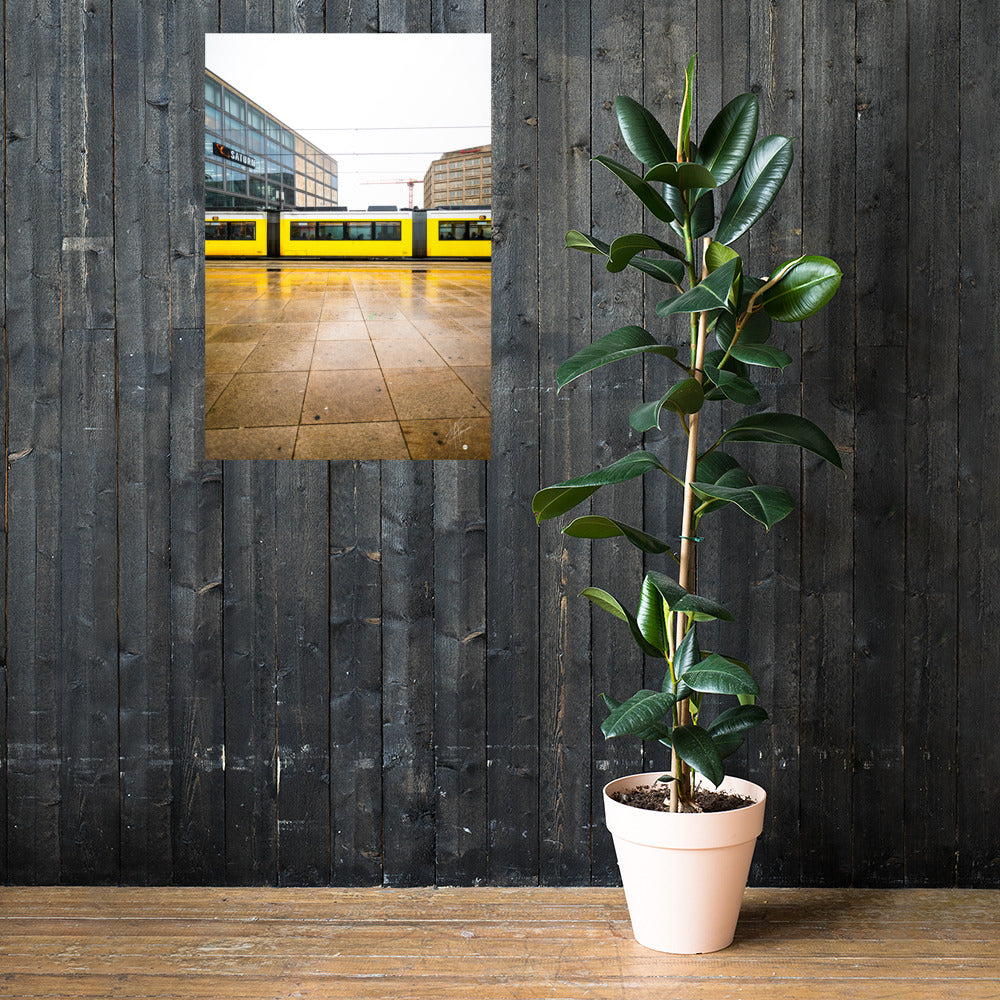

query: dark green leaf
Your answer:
[533,451,668,522]
[705,240,740,273]
[702,364,761,405]
[712,732,745,759]
[678,55,696,162]
[644,161,717,190]
[615,95,677,167]
[627,255,686,286]
[562,515,674,556]
[645,570,735,622]
[729,343,793,368]
[698,93,759,185]
[670,724,725,787]
[690,481,795,529]
[695,449,743,485]
[556,326,678,392]
[593,155,675,224]
[629,378,705,432]
[690,189,716,239]
[602,689,675,739]
[672,625,701,700]
[608,233,679,273]
[583,588,664,659]
[683,653,760,696]
[707,704,769,738]
[565,230,611,255]
[760,255,843,321]
[657,258,740,317]
[715,308,771,351]
[719,412,843,469]
[637,575,670,654]
[716,135,794,245]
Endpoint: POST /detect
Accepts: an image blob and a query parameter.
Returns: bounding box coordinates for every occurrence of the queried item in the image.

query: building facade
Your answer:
[422,145,491,209]
[205,69,338,211]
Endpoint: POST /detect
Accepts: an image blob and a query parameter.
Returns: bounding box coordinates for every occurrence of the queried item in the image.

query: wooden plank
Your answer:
[274,0,324,31]
[957,0,1000,888]
[0,0,7,886]
[428,0,488,898]
[798,0,856,886]
[587,0,645,885]
[536,0,593,886]
[275,465,331,886]
[380,462,436,887]
[57,328,118,883]
[324,0,378,33]
[486,0,541,884]
[737,0,804,886]
[223,461,278,885]
[328,462,383,886]
[376,1,430,31]
[5,0,64,884]
[432,463,488,884]
[852,0,908,888]
[903,0,960,887]
[59,0,115,331]
[113,0,175,886]
[168,1,226,885]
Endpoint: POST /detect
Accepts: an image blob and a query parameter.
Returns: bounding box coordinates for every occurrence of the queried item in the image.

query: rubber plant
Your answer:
[533,57,843,812]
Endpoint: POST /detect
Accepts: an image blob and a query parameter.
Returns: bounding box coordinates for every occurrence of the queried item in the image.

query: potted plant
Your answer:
[532,56,843,954]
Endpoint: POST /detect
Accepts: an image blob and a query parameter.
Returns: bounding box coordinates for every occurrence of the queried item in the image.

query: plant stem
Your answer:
[670,238,711,813]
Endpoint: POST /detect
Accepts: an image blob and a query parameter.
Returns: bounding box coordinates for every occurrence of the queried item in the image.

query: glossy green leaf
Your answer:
[707,703,769,738]
[719,412,843,469]
[683,653,760,696]
[672,625,701,699]
[712,731,745,759]
[629,378,705,432]
[615,95,677,167]
[532,451,668,522]
[695,449,743,485]
[593,155,675,224]
[702,364,761,405]
[645,570,734,622]
[693,468,755,519]
[657,258,740,317]
[555,326,678,391]
[670,724,724,787]
[602,689,675,739]
[678,55,696,162]
[644,161,717,190]
[759,255,843,322]
[583,588,664,659]
[565,230,611,255]
[698,93,759,185]
[705,240,740,273]
[690,190,716,239]
[729,343,793,368]
[562,515,674,556]
[637,575,670,654]
[607,233,680,273]
[690,481,795,529]
[715,307,771,350]
[627,255,687,286]
[716,135,794,245]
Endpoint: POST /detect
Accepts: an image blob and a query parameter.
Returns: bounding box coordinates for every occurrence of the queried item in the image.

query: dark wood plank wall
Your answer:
[1,0,994,888]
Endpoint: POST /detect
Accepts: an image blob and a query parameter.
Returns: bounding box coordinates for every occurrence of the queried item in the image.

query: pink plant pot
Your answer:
[603,772,766,954]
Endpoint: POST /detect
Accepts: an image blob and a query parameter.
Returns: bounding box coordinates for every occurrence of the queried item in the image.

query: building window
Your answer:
[205,78,222,107]
[224,92,245,119]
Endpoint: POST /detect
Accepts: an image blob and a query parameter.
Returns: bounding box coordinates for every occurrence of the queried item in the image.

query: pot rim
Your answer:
[602,771,766,817]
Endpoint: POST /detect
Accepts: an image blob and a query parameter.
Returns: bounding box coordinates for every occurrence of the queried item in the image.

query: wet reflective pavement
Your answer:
[205,262,491,460]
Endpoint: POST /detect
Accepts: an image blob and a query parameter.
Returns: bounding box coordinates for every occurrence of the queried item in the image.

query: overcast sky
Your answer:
[206,34,491,209]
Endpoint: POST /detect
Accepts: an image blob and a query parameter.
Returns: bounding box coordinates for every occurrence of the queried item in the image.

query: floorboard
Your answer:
[0,887,996,999]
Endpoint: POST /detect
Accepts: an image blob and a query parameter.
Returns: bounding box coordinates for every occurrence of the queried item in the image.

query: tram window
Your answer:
[438,221,468,240]
[348,222,373,240]
[467,223,492,240]
[317,222,345,240]
[229,222,256,241]
[206,222,226,240]
[291,222,317,240]
[374,222,401,241]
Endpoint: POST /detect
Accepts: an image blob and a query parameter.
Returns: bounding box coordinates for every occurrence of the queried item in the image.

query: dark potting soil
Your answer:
[610,783,756,813]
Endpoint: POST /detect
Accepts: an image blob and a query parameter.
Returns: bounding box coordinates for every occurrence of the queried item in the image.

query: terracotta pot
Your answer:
[603,771,766,954]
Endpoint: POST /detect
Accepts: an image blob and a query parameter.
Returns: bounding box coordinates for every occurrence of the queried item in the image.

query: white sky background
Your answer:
[205,34,491,209]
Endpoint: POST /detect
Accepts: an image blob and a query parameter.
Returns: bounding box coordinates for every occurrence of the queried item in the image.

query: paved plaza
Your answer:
[205,262,491,460]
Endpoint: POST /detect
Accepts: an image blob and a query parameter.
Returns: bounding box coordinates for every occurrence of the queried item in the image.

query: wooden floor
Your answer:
[1,887,997,999]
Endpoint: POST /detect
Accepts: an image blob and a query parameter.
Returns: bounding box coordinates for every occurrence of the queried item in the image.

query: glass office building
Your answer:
[205,69,339,211]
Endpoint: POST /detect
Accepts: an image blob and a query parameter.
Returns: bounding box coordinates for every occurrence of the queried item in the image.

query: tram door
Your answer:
[266,209,281,258]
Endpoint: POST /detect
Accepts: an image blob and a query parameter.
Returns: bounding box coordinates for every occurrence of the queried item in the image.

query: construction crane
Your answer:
[361,177,422,209]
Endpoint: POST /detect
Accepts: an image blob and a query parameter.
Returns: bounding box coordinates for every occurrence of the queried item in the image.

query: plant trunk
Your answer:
[670,241,710,813]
